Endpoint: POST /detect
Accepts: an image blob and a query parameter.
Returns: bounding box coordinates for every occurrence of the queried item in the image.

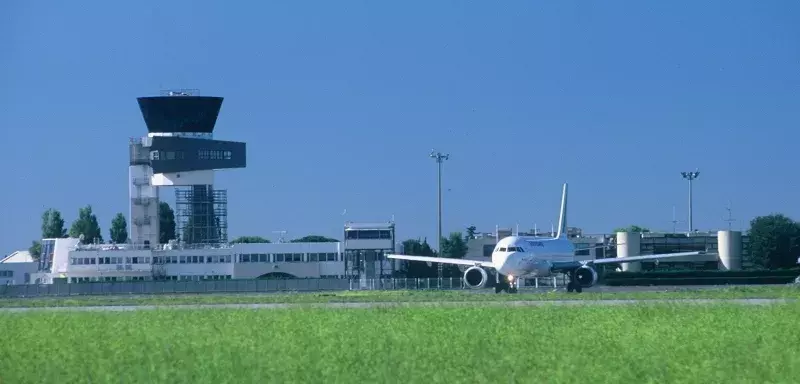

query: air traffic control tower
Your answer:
[129,89,246,248]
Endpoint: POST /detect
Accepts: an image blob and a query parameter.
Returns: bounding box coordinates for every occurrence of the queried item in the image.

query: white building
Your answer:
[0,251,38,285]
[18,222,397,285]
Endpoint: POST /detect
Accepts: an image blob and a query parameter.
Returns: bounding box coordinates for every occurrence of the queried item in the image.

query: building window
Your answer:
[198,149,231,160]
[346,230,392,240]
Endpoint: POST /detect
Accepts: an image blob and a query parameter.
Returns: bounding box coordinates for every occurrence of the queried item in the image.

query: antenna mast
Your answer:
[671,206,678,233]
[723,201,736,230]
[272,230,288,243]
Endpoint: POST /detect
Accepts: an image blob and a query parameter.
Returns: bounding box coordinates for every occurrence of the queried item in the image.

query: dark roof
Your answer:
[137,96,224,133]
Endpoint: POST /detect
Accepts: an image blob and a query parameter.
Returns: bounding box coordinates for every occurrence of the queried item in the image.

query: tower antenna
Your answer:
[273,230,288,243]
[671,206,678,233]
[723,201,736,230]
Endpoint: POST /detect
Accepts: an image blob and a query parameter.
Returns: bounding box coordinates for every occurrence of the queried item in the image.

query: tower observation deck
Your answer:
[129,89,246,248]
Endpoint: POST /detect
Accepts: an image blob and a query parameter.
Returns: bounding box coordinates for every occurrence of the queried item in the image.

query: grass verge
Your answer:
[0,285,799,308]
[1,304,799,383]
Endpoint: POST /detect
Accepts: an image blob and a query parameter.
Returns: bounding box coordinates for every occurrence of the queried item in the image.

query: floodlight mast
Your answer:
[430,150,450,280]
[680,169,700,234]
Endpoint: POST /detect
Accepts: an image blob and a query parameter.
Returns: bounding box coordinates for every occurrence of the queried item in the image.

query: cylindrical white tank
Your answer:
[616,232,642,272]
[718,230,742,271]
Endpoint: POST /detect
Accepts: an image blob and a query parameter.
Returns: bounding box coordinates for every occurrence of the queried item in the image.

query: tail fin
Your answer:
[555,183,568,239]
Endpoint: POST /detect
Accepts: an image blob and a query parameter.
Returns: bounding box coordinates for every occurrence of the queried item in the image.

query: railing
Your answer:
[0,277,567,298]
[71,242,234,252]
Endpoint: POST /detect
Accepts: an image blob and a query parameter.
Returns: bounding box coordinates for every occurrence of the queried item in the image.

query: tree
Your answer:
[441,232,468,259]
[69,205,103,244]
[230,236,271,244]
[41,208,67,238]
[465,225,477,242]
[440,232,469,277]
[398,238,438,278]
[109,213,128,244]
[31,208,68,262]
[612,225,650,233]
[290,235,338,243]
[159,202,176,244]
[29,240,42,262]
[747,214,800,269]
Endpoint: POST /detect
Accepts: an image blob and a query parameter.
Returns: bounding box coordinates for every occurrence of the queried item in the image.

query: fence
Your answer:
[0,276,566,298]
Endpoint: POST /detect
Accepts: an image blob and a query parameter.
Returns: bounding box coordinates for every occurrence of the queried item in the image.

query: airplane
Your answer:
[387,183,703,293]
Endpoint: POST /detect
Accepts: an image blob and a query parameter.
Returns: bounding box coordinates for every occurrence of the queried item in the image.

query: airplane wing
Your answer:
[551,251,703,272]
[591,251,703,265]
[387,254,496,269]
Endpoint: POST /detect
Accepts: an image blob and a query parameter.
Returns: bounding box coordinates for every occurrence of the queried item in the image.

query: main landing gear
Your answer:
[565,271,583,293]
[494,274,518,294]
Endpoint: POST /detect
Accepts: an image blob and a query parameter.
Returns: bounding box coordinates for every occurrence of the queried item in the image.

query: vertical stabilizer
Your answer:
[555,183,568,239]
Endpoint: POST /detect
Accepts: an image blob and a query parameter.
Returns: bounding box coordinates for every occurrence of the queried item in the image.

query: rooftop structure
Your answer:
[137,89,223,134]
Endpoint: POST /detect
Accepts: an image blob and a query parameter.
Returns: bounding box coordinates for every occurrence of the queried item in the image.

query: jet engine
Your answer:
[574,265,598,288]
[463,266,488,288]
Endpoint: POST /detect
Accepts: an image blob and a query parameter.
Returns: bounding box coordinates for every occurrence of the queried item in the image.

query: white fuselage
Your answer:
[490,236,576,278]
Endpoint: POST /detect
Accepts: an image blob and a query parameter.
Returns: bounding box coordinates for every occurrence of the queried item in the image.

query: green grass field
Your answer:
[1,285,799,308]
[1,304,800,383]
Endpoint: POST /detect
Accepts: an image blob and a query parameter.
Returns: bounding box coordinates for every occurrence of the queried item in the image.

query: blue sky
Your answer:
[2,0,799,255]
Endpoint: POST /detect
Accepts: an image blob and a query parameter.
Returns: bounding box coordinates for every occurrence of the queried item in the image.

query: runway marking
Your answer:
[0,298,796,312]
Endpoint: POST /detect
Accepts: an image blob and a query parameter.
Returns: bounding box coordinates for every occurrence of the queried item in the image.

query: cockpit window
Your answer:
[517,247,525,252]
[507,247,517,252]
[498,247,507,252]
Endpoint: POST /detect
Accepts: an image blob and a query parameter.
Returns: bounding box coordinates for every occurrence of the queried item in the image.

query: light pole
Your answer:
[680,169,700,233]
[430,150,449,279]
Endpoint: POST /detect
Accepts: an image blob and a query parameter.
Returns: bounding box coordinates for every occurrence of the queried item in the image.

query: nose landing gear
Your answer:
[494,274,519,294]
